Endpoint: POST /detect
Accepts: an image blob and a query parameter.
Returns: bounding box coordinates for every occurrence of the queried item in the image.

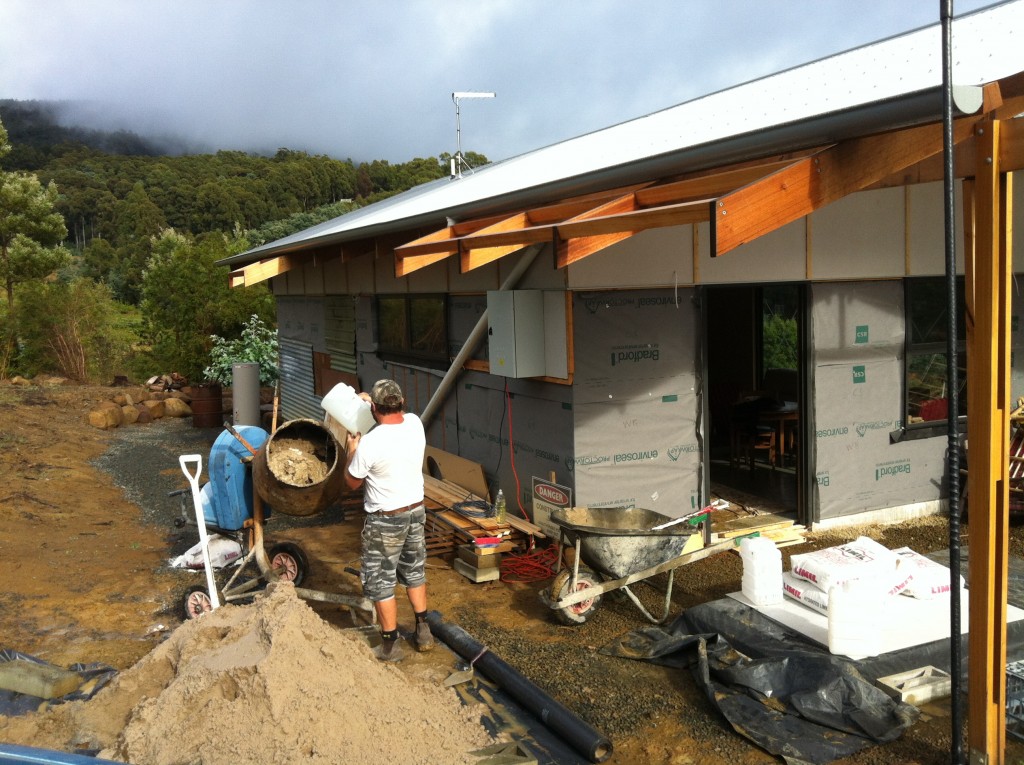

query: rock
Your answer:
[136,405,153,424]
[141,399,166,419]
[163,398,192,418]
[121,405,140,425]
[88,401,125,430]
[112,393,136,407]
[11,376,31,386]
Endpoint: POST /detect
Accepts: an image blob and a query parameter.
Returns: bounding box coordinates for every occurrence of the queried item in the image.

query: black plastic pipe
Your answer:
[426,611,613,763]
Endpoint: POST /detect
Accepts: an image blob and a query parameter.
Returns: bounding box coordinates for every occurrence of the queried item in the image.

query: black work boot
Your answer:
[415,621,434,652]
[375,632,405,662]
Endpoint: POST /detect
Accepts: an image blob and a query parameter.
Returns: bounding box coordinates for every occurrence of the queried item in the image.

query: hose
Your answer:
[500,544,558,583]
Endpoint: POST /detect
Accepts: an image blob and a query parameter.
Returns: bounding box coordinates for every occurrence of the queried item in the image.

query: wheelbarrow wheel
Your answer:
[550,569,602,625]
[268,542,309,586]
[182,584,214,620]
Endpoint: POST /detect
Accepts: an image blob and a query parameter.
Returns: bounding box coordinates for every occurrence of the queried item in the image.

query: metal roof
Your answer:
[227,1,1024,266]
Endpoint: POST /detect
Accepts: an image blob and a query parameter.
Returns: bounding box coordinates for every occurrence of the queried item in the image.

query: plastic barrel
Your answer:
[191,383,223,428]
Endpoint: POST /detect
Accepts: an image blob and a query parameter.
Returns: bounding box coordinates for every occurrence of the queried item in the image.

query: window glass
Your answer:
[410,296,446,355]
[378,297,407,352]
[375,294,448,366]
[905,278,966,426]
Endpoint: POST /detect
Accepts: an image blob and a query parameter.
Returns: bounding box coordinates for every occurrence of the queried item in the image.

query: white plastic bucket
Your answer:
[739,536,783,606]
[321,383,376,436]
[828,579,881,659]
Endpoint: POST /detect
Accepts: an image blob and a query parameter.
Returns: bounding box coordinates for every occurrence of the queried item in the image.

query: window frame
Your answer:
[902,276,967,436]
[375,293,449,368]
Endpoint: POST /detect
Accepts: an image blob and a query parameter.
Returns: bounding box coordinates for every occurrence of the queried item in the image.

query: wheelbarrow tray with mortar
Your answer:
[539,505,734,625]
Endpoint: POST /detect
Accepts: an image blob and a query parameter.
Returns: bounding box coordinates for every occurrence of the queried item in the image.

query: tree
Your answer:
[140,227,274,380]
[0,117,70,367]
[16,278,132,382]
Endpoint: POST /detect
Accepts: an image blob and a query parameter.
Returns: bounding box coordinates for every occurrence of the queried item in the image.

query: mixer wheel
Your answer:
[182,585,214,620]
[268,542,309,586]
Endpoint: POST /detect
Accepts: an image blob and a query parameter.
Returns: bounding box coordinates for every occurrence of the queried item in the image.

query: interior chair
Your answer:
[729,393,777,470]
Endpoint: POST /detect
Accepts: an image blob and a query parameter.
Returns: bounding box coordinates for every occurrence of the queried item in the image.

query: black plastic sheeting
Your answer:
[602,600,933,765]
[0,649,116,718]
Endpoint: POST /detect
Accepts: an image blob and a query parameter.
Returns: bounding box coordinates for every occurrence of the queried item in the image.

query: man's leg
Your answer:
[403,509,432,652]
[375,595,398,631]
[362,516,404,661]
[406,583,426,614]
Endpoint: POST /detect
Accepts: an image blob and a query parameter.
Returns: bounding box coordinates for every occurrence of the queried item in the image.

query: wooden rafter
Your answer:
[557,197,712,267]
[393,158,803,275]
[394,214,510,276]
[229,253,309,288]
[391,159,793,274]
[712,116,980,256]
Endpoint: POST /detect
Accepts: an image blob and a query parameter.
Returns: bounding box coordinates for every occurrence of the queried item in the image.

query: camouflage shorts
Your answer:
[360,506,427,602]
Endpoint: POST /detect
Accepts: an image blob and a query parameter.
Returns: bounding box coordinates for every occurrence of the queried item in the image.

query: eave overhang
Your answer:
[229,75,1024,288]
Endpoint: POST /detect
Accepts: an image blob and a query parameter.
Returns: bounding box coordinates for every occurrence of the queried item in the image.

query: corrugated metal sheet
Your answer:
[226,2,1023,266]
[278,336,323,422]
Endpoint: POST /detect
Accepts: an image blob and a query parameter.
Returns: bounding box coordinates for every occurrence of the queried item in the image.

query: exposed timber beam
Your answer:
[712,118,977,256]
[229,253,311,287]
[966,116,1013,762]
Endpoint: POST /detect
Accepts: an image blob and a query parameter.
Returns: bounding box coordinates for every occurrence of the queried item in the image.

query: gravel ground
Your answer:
[91,417,332,556]
[87,409,1024,764]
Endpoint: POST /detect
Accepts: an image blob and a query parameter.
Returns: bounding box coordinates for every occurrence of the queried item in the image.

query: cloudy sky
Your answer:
[0,1,999,163]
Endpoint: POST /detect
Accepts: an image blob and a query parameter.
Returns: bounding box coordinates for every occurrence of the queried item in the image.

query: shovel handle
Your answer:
[178,454,221,611]
[179,454,203,487]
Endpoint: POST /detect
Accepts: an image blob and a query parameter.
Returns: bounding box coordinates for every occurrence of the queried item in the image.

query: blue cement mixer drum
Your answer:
[203,425,270,530]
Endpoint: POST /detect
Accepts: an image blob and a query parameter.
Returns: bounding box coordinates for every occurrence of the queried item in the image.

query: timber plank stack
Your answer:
[422,475,543,557]
[711,512,807,548]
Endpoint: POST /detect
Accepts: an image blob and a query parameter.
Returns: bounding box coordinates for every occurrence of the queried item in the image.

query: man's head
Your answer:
[370,379,405,415]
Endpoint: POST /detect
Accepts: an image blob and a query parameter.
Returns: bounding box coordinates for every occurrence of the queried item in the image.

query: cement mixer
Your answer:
[251,418,345,516]
[175,419,372,623]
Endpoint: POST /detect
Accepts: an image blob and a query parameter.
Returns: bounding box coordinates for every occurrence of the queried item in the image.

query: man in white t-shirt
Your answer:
[343,379,432,661]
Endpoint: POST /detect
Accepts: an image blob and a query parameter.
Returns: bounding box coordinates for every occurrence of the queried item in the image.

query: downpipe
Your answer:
[420,244,542,428]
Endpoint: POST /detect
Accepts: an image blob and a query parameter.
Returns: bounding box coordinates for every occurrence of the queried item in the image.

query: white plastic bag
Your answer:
[782,571,830,614]
[790,536,910,596]
[893,546,965,599]
[169,534,242,570]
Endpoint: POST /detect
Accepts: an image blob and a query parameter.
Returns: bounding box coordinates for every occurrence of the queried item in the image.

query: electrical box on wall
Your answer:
[488,290,545,377]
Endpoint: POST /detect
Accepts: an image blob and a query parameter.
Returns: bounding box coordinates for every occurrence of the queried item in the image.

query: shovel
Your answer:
[443,646,488,687]
[179,454,220,610]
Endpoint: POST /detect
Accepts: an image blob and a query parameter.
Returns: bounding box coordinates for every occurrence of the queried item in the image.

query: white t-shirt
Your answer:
[347,413,426,514]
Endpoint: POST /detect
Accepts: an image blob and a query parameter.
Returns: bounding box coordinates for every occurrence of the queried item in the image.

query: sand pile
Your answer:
[0,583,494,765]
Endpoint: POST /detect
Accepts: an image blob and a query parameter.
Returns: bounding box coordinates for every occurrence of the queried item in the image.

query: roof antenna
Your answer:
[451,91,494,179]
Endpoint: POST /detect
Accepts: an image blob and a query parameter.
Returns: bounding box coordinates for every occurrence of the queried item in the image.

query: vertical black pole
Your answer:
[941,2,964,763]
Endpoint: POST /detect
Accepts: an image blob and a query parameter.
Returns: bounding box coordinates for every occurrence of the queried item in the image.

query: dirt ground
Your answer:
[2,381,1024,765]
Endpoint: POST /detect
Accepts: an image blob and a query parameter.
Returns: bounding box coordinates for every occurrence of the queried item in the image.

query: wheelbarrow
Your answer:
[539,505,735,625]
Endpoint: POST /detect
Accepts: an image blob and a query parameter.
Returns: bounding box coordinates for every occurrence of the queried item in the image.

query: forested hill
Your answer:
[0,99,194,164]
[0,99,486,304]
